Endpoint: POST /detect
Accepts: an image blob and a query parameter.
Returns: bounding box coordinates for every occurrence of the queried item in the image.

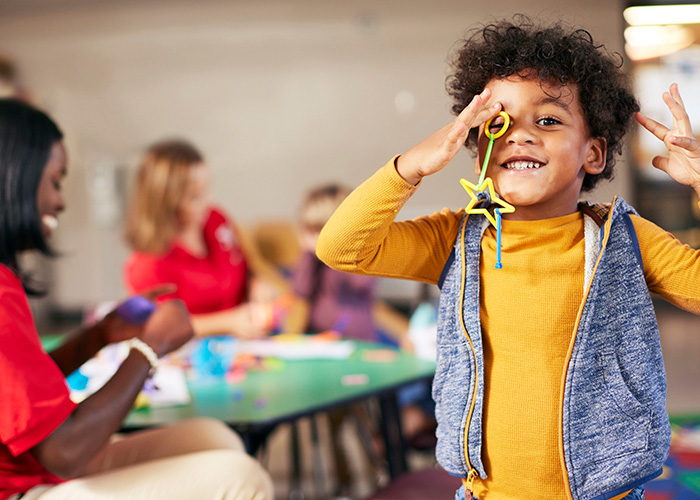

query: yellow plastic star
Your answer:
[460,177,515,227]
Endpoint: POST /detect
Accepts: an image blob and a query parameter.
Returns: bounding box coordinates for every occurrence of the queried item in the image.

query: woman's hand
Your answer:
[139,300,194,357]
[190,303,270,339]
[636,83,700,195]
[396,88,501,185]
[248,276,282,303]
[97,284,177,346]
[32,299,193,479]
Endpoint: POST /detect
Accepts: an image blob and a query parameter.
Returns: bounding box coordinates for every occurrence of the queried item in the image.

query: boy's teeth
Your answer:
[504,161,542,170]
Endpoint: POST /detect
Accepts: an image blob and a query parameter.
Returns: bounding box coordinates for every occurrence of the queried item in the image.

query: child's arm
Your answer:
[635,83,700,198]
[634,84,700,314]
[317,90,501,282]
[32,301,193,478]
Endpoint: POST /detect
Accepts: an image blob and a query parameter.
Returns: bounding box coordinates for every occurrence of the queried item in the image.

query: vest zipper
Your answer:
[462,468,479,496]
[459,219,480,488]
[558,197,616,500]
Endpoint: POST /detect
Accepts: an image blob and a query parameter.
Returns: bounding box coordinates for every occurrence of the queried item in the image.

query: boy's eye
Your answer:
[488,120,505,131]
[537,116,561,126]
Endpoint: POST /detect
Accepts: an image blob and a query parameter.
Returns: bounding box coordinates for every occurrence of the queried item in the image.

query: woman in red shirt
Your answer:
[0,99,273,500]
[124,140,288,338]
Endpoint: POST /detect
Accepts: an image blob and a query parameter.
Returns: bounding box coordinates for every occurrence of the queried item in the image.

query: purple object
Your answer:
[115,296,156,324]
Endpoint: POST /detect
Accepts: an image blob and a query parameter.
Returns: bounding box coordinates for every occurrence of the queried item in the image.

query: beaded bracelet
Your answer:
[128,337,159,378]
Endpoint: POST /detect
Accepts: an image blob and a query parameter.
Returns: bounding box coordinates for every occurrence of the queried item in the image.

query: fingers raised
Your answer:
[651,155,670,174]
[456,88,501,130]
[669,83,686,109]
[445,120,468,149]
[663,84,692,137]
[636,112,670,142]
[669,135,700,153]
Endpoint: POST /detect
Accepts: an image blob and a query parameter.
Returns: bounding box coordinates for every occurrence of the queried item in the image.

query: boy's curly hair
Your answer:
[447,16,639,191]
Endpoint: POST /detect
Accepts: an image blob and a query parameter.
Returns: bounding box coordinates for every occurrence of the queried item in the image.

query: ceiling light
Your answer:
[624,4,700,26]
[624,25,694,60]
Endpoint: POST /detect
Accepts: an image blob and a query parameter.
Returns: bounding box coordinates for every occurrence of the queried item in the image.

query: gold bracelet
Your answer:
[128,337,159,377]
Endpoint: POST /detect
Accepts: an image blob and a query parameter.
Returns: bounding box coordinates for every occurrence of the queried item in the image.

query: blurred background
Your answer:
[0,0,698,410]
[2,2,700,497]
[0,0,637,311]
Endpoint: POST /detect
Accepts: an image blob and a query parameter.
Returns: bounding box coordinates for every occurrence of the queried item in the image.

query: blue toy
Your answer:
[115,296,156,324]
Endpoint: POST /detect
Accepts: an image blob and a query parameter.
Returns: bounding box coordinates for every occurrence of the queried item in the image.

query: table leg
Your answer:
[289,422,304,500]
[309,416,326,499]
[237,424,276,456]
[378,391,408,478]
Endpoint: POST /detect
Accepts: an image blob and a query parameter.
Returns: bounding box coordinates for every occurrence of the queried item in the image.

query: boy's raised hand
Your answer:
[636,84,700,195]
[396,88,502,185]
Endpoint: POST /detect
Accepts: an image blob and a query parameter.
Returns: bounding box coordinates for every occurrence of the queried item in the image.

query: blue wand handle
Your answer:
[495,209,503,269]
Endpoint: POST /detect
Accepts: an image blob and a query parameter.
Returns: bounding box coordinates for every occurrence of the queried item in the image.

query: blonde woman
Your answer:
[124,139,287,338]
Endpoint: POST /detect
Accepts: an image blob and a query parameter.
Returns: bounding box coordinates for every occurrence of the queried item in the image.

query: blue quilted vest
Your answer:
[433,197,670,500]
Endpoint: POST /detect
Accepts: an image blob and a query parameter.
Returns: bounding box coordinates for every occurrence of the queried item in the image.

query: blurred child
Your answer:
[289,184,389,341]
[286,185,406,497]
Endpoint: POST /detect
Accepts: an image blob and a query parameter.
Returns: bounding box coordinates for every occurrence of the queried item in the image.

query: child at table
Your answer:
[288,183,411,343]
[287,184,416,497]
[317,17,700,500]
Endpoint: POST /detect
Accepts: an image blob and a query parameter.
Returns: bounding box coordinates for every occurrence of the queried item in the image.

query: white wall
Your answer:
[0,0,629,308]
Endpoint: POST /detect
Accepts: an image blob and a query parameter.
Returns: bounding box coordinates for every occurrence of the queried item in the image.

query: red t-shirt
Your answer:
[124,207,249,314]
[0,265,77,500]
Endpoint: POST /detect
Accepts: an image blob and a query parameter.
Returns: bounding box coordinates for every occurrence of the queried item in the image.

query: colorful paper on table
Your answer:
[143,364,191,406]
[238,338,355,360]
[67,342,190,407]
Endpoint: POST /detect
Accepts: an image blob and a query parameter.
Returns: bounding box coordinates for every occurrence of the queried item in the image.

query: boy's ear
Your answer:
[583,137,607,175]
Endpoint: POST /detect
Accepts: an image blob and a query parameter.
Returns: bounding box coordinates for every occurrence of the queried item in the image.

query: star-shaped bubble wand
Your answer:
[460,111,514,269]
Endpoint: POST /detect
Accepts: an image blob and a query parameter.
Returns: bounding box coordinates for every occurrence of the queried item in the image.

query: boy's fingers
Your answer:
[636,113,669,141]
[651,155,669,174]
[670,83,685,108]
[669,135,700,153]
[446,119,468,146]
[663,90,693,136]
[456,89,499,129]
[456,95,484,124]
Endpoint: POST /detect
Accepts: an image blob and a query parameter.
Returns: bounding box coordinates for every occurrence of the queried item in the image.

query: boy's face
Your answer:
[478,75,606,221]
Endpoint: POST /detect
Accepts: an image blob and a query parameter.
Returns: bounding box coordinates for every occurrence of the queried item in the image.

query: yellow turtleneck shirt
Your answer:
[316,159,700,500]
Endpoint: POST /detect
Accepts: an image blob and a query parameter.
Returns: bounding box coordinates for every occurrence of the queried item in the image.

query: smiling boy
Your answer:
[316,18,700,500]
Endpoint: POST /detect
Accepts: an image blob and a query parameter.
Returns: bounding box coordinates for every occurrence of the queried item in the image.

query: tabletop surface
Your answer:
[123,340,436,430]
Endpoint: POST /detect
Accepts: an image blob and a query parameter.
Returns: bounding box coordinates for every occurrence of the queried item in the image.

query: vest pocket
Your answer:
[433,341,473,475]
[587,350,651,463]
